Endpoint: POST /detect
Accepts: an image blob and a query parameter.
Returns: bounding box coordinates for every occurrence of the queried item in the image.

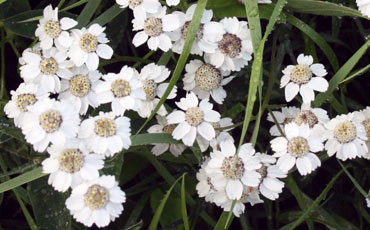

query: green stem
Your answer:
[57,0,66,8]
[8,39,20,58]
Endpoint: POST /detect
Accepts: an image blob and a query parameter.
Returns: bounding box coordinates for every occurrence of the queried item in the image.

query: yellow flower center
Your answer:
[218,33,242,58]
[69,74,91,97]
[79,33,98,53]
[185,107,204,126]
[16,93,36,112]
[40,109,63,133]
[84,184,109,209]
[221,156,245,180]
[287,136,309,157]
[195,64,222,92]
[94,118,117,137]
[290,64,312,85]
[40,58,58,75]
[111,79,131,98]
[58,149,84,173]
[144,17,163,37]
[334,121,357,144]
[44,20,61,38]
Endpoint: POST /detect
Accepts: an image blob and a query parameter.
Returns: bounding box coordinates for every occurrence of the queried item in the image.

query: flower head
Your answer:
[267,106,300,136]
[353,107,370,159]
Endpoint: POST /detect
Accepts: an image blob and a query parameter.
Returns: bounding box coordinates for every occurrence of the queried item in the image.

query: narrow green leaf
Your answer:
[340,64,370,84]
[76,0,102,28]
[131,133,179,146]
[314,39,370,107]
[213,212,233,230]
[181,175,189,230]
[148,173,185,230]
[0,167,45,193]
[123,194,149,229]
[337,161,368,197]
[135,0,208,135]
[88,4,125,27]
[244,0,262,53]
[124,220,143,230]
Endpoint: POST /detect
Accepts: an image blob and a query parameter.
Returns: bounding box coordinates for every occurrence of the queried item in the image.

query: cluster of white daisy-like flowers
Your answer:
[4,0,370,227]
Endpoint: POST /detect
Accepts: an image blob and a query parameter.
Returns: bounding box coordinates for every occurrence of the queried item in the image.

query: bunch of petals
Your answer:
[324,113,368,161]
[79,112,131,158]
[58,65,102,115]
[183,59,234,104]
[95,65,146,116]
[66,175,126,228]
[147,115,186,157]
[197,117,234,152]
[356,0,370,17]
[205,140,262,200]
[42,139,104,192]
[281,53,328,103]
[4,83,49,127]
[270,122,324,176]
[21,98,80,152]
[267,106,300,136]
[353,107,370,159]
[196,157,218,202]
[204,17,254,72]
[137,63,177,118]
[132,6,182,51]
[166,92,221,146]
[170,5,224,55]
[116,0,161,16]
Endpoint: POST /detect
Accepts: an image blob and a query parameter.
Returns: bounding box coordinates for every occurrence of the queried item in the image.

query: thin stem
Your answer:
[8,39,20,58]
[57,0,66,8]
[59,0,89,12]
[267,108,286,138]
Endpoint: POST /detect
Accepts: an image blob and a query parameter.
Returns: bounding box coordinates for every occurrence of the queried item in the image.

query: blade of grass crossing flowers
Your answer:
[148,173,186,230]
[244,0,262,53]
[314,38,370,107]
[337,160,369,197]
[76,0,102,28]
[88,4,125,27]
[0,167,45,194]
[181,174,190,230]
[135,0,208,135]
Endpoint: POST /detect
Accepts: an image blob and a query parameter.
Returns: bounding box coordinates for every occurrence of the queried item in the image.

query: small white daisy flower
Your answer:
[137,63,176,118]
[204,17,253,71]
[196,157,217,203]
[20,47,73,93]
[21,98,80,152]
[325,113,368,161]
[166,0,179,6]
[35,5,77,50]
[206,140,262,200]
[69,24,113,70]
[170,5,224,55]
[166,92,220,146]
[42,139,104,192]
[58,65,101,115]
[183,59,234,104]
[19,43,42,65]
[79,112,131,157]
[254,153,287,200]
[270,122,323,176]
[356,0,370,17]
[267,106,300,136]
[4,83,49,127]
[147,115,186,157]
[95,66,146,116]
[281,54,328,103]
[197,117,234,152]
[66,175,126,228]
[116,0,161,15]
[132,6,182,52]
[353,107,370,159]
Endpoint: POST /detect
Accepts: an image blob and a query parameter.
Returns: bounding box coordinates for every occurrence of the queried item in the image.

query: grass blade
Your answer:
[337,160,368,197]
[88,4,125,27]
[131,133,179,146]
[0,167,45,193]
[76,0,102,28]
[181,174,190,230]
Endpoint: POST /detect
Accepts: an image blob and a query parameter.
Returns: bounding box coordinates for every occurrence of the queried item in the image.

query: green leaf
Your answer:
[314,39,370,107]
[0,117,25,142]
[28,177,71,230]
[181,174,189,230]
[124,220,143,230]
[0,167,45,194]
[131,133,179,146]
[135,0,208,135]
[148,174,185,230]
[76,0,102,28]
[213,212,233,230]
[88,4,125,27]
[0,0,30,20]
[286,0,368,19]
[337,161,368,197]
[244,0,262,53]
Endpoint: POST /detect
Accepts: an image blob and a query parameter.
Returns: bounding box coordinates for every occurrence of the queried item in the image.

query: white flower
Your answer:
[95,66,146,116]
[166,92,220,146]
[356,0,370,17]
[19,43,42,65]
[271,122,323,176]
[353,107,370,159]
[4,83,49,127]
[58,65,101,115]
[21,98,80,152]
[132,6,181,51]
[35,5,77,50]
[196,157,217,203]
[79,112,131,157]
[116,0,161,15]
[254,153,287,200]
[183,59,234,104]
[206,140,262,200]
[281,54,328,103]
[267,106,300,136]
[147,115,186,157]
[197,117,234,152]
[170,5,224,55]
[166,0,179,6]
[204,17,253,71]
[325,113,368,161]
[69,24,113,70]
[66,175,126,228]
[137,63,176,118]
[42,139,104,192]
[20,47,73,93]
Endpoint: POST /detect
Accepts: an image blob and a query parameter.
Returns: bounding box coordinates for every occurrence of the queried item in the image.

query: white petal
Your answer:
[285,82,299,102]
[226,179,243,200]
[96,44,113,59]
[308,77,329,92]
